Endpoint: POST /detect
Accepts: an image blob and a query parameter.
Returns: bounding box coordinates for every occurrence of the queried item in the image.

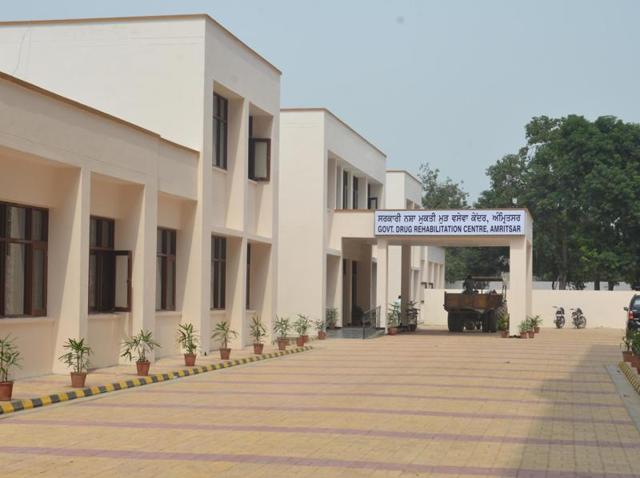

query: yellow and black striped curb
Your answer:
[619,361,640,394]
[0,346,313,416]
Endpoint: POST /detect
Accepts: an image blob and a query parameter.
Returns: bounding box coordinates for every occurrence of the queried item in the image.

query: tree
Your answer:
[418,163,468,209]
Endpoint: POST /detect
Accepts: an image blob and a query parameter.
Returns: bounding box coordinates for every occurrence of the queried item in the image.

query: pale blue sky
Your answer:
[2,0,638,198]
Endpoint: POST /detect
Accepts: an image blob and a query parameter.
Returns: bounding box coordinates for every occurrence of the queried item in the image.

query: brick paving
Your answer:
[1,327,640,477]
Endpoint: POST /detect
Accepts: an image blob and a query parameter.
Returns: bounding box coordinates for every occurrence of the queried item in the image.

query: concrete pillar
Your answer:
[357,245,372,310]
[342,259,352,326]
[227,236,247,348]
[376,239,389,328]
[401,245,411,318]
[508,236,532,336]
[131,182,157,335]
[51,167,90,373]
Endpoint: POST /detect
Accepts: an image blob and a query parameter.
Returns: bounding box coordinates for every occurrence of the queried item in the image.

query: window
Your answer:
[248,116,271,181]
[213,93,228,169]
[156,228,176,311]
[352,177,359,209]
[342,171,349,209]
[211,236,226,309]
[246,243,251,309]
[249,139,271,181]
[0,203,48,317]
[89,217,131,313]
[367,184,378,210]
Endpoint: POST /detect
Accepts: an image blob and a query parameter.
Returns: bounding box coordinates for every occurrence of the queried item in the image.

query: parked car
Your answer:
[624,295,640,331]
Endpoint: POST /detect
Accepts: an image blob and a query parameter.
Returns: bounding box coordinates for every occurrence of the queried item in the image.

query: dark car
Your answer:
[624,295,640,331]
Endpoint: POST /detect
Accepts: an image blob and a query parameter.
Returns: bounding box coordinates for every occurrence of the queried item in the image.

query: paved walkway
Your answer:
[8,342,302,401]
[2,327,639,477]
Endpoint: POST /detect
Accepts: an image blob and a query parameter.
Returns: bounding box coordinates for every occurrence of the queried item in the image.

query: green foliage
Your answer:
[419,163,468,209]
[177,323,199,355]
[528,315,542,328]
[211,321,238,350]
[421,114,640,287]
[249,315,267,344]
[274,316,290,339]
[387,302,401,327]
[293,314,310,336]
[121,330,160,363]
[58,337,92,373]
[622,330,636,352]
[518,320,530,334]
[0,335,21,382]
[314,318,326,332]
[325,308,338,328]
[496,309,509,332]
[631,332,640,356]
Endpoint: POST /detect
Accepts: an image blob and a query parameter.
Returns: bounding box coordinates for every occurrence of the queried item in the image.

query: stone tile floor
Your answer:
[2,327,640,477]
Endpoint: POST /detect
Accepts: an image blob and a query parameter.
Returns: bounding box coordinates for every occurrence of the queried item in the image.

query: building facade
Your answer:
[278,108,386,327]
[0,15,280,377]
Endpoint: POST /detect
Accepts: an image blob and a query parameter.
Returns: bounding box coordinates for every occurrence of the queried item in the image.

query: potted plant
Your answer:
[527,319,535,339]
[58,337,92,388]
[250,315,266,354]
[121,329,160,376]
[0,335,21,401]
[177,323,199,366]
[622,330,634,363]
[274,317,290,351]
[518,320,529,339]
[529,315,542,334]
[387,302,401,335]
[497,310,509,338]
[315,318,327,340]
[326,308,338,329]
[211,321,238,360]
[293,315,310,347]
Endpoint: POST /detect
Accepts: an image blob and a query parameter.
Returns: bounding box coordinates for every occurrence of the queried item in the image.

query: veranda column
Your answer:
[131,182,158,336]
[508,236,529,336]
[50,167,90,373]
[401,244,411,318]
[376,239,389,328]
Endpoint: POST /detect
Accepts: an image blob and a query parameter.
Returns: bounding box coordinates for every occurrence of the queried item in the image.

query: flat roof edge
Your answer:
[0,13,282,75]
[281,107,386,158]
[386,169,421,185]
[0,70,198,154]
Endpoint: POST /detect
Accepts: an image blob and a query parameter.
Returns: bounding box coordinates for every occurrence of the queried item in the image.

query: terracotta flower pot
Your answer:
[0,381,14,401]
[253,343,264,355]
[534,327,540,334]
[296,336,305,347]
[318,331,327,340]
[631,354,639,369]
[136,360,151,376]
[184,354,197,367]
[501,330,509,338]
[219,348,231,360]
[527,331,535,339]
[70,372,87,388]
[520,332,527,339]
[388,327,398,336]
[302,335,309,344]
[277,339,288,351]
[623,351,632,363]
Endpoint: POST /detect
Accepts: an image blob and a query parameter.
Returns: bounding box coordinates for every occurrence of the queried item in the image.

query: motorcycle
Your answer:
[571,307,587,329]
[553,306,565,329]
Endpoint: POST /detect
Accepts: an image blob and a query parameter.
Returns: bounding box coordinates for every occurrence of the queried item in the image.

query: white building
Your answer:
[0,14,280,376]
[278,108,386,327]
